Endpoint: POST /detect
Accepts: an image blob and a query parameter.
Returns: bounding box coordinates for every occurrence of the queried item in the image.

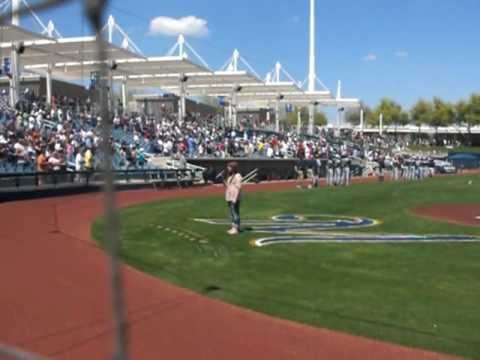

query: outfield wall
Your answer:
[188,158,298,182]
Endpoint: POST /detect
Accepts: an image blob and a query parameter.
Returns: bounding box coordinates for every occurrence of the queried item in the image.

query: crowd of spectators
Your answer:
[0,90,459,177]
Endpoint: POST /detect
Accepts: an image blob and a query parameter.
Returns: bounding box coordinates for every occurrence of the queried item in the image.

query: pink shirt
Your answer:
[225,173,242,203]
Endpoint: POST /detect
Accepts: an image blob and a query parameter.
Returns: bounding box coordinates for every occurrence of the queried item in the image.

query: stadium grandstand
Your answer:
[0,0,477,191]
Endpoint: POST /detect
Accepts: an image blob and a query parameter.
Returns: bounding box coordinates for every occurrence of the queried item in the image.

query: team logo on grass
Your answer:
[194,214,480,247]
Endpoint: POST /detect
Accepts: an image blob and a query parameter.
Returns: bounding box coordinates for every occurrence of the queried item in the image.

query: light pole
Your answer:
[379,113,384,136]
[307,0,317,136]
[178,73,188,124]
[309,101,319,134]
[275,94,284,132]
[231,85,242,128]
[121,77,128,115]
[337,106,345,129]
[360,108,365,136]
[297,108,302,135]
[109,61,118,114]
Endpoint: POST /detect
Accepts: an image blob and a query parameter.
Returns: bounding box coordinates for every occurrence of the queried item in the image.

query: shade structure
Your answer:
[235,90,333,105]
[0,24,50,43]
[120,70,259,89]
[235,91,361,111]
[24,55,209,81]
[1,36,142,67]
[160,80,299,97]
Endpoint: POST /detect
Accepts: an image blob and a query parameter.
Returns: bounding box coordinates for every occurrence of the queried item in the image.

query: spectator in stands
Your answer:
[84,148,93,172]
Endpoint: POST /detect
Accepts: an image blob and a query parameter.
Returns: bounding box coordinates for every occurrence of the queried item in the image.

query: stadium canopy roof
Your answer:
[25,55,210,80]
[235,91,362,110]
[160,79,298,97]
[0,36,141,67]
[119,70,260,89]
[235,90,332,103]
[0,24,50,42]
[3,22,361,111]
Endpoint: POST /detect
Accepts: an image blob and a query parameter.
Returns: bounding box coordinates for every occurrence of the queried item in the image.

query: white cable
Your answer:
[220,56,232,71]
[21,0,49,33]
[166,42,179,57]
[114,23,144,56]
[240,56,261,79]
[184,41,210,70]
[315,76,329,91]
[281,67,299,84]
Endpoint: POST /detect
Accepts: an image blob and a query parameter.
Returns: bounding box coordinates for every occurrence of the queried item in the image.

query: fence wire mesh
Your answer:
[0,1,129,359]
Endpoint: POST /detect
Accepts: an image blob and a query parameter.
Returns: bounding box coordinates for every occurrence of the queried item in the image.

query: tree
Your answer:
[398,111,410,126]
[455,100,468,126]
[410,99,433,131]
[284,106,327,127]
[345,107,376,128]
[430,98,455,129]
[345,109,361,126]
[373,98,403,127]
[465,94,480,129]
[314,111,328,126]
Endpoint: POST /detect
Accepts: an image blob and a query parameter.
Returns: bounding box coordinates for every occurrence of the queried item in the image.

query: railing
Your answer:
[243,168,259,183]
[0,168,204,192]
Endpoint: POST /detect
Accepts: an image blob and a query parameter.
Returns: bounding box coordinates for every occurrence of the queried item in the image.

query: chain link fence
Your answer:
[0,1,129,359]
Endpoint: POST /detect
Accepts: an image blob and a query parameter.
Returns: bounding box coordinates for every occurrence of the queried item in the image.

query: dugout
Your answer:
[188,158,298,182]
[447,153,480,169]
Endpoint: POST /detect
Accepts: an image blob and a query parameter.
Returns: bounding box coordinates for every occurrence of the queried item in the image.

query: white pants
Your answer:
[327,168,334,186]
[343,167,351,186]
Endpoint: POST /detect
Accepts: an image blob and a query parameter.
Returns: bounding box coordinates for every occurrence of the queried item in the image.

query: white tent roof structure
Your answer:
[0,1,363,129]
[0,23,50,42]
[131,76,297,97]
[25,55,210,80]
[120,70,260,88]
[1,36,142,67]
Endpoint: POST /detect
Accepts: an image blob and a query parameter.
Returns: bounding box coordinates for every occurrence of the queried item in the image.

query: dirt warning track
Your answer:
[413,204,480,227]
[0,181,462,360]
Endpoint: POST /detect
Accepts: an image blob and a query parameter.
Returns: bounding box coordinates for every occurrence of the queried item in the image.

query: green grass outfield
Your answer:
[93,175,480,359]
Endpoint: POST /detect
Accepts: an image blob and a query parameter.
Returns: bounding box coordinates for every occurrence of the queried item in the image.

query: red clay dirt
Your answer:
[0,181,462,360]
[413,204,480,227]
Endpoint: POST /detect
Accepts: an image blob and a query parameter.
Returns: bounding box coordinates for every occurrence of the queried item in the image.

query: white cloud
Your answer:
[395,50,409,57]
[149,16,209,37]
[362,53,377,62]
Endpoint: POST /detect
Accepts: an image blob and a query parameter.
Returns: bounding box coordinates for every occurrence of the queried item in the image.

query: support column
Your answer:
[308,104,315,135]
[108,67,114,114]
[107,15,115,43]
[379,113,384,136]
[178,75,187,124]
[360,108,364,135]
[275,99,280,133]
[181,94,186,122]
[9,46,19,108]
[178,97,182,123]
[266,109,271,124]
[12,0,20,26]
[297,109,302,135]
[308,0,316,93]
[121,78,127,114]
[10,0,20,107]
[46,63,52,106]
[232,92,237,128]
[228,99,233,127]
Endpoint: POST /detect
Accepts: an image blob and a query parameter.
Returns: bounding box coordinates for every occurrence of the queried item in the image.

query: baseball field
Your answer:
[93,175,480,359]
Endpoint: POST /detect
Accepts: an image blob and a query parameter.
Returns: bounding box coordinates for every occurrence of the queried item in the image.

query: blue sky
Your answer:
[18,0,480,109]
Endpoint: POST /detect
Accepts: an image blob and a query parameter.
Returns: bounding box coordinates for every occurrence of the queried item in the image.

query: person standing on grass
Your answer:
[225,161,242,235]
